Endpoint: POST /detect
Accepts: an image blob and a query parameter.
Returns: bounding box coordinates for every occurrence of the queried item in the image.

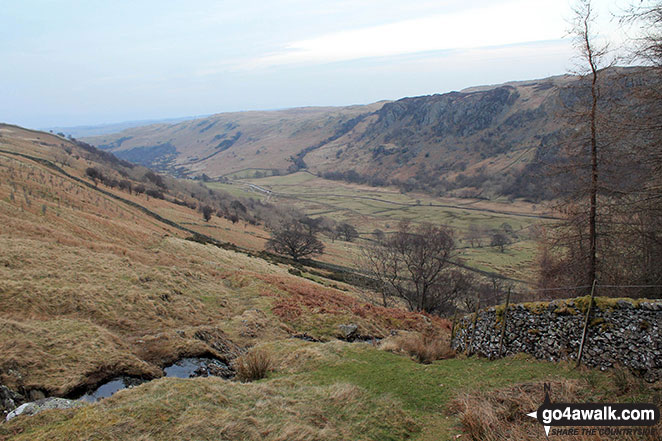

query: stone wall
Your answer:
[451,297,662,381]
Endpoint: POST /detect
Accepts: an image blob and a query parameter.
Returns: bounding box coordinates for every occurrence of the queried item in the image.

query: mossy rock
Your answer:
[590,317,605,327]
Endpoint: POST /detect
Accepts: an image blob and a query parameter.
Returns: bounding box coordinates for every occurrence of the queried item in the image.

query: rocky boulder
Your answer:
[338,324,358,340]
[6,397,85,422]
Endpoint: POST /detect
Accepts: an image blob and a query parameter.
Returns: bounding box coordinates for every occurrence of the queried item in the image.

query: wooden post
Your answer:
[498,287,511,358]
[576,280,597,367]
[467,295,481,356]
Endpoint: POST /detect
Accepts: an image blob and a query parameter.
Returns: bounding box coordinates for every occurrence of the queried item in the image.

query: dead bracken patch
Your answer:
[380,331,455,364]
[258,274,450,338]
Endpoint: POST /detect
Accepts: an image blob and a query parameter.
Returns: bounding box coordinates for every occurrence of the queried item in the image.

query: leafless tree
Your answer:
[266,219,324,261]
[201,205,214,222]
[539,0,611,289]
[360,222,460,314]
[299,216,324,235]
[538,1,662,297]
[490,232,510,253]
[336,222,359,242]
[621,1,662,66]
[570,0,609,285]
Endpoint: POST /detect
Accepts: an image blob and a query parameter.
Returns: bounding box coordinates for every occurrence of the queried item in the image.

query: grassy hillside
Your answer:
[0,125,445,391]
[2,125,659,440]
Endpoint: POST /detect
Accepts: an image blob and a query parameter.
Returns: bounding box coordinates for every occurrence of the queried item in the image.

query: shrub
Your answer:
[85,167,103,184]
[145,189,165,199]
[201,205,214,222]
[234,348,273,382]
[118,179,132,194]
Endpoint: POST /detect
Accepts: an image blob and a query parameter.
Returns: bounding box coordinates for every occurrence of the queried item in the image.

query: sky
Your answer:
[0,0,630,128]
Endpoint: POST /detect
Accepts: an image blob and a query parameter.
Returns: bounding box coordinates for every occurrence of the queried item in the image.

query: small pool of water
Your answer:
[76,357,233,402]
[78,377,146,403]
[164,357,233,379]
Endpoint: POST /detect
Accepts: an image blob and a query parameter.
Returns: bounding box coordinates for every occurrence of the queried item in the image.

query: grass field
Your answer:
[206,172,554,283]
[220,168,277,180]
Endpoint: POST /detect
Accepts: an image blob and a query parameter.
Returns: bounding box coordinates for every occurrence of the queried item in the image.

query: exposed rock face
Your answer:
[367,87,519,139]
[6,397,85,422]
[451,299,662,381]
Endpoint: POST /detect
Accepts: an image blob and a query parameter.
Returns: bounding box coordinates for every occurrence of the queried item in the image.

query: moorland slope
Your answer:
[84,67,651,201]
[1,124,660,440]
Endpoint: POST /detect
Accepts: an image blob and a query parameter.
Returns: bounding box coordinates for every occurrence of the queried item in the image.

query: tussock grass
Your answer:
[234,348,273,382]
[0,318,161,395]
[380,332,455,364]
[3,341,661,440]
[449,380,581,441]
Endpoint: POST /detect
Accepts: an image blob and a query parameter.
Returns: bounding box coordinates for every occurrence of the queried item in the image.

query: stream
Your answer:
[78,357,233,403]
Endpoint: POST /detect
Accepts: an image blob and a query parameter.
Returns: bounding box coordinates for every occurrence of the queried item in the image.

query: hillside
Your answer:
[1,125,660,440]
[0,125,446,394]
[83,67,652,202]
[85,103,387,179]
[84,76,568,201]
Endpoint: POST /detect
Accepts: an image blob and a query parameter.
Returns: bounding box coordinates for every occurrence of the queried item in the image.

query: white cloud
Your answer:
[245,0,567,68]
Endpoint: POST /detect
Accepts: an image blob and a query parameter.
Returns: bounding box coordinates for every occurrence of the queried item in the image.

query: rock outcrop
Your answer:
[6,397,85,422]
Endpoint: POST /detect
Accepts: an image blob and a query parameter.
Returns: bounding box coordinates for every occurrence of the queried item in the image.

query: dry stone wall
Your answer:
[451,297,662,381]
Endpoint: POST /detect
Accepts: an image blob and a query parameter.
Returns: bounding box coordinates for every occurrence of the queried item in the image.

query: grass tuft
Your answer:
[235,348,273,382]
[380,332,454,364]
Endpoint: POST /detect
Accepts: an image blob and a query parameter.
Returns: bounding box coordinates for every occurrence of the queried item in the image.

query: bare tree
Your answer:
[621,1,662,66]
[360,222,458,314]
[538,1,662,297]
[266,220,324,261]
[569,0,609,285]
[466,223,483,248]
[336,222,359,242]
[299,216,324,235]
[539,0,610,289]
[490,232,510,253]
[85,167,103,186]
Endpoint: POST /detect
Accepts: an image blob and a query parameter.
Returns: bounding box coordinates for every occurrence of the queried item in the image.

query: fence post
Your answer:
[467,294,481,356]
[498,287,511,358]
[576,280,597,367]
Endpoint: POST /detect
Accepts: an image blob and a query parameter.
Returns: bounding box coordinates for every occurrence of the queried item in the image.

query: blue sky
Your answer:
[0,0,625,128]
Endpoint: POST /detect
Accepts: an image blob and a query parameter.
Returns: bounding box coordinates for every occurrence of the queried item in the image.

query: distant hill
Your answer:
[46,115,210,138]
[84,67,649,201]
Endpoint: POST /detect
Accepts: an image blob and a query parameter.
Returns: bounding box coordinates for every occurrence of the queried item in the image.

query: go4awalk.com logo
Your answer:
[526,384,659,437]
